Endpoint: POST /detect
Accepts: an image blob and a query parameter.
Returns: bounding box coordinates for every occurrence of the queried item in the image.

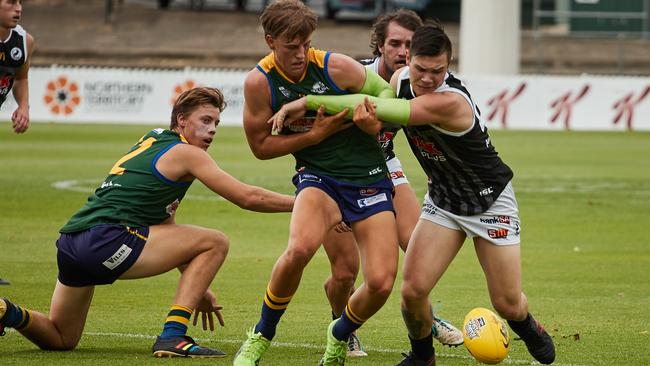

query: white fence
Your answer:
[1,65,649,131]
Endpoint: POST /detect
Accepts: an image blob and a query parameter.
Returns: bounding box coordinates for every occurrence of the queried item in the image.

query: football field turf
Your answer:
[1,123,649,365]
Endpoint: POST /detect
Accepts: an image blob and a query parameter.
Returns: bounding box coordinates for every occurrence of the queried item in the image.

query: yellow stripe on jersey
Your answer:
[257,48,328,84]
[310,48,327,69]
[257,53,275,74]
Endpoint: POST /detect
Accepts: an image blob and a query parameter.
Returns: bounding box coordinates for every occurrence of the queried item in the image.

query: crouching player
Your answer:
[0,87,298,358]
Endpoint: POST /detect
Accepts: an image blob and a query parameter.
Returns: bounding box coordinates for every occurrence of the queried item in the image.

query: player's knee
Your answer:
[365,274,395,299]
[401,280,429,304]
[491,295,523,320]
[330,263,357,285]
[40,336,80,351]
[206,230,230,258]
[283,244,317,268]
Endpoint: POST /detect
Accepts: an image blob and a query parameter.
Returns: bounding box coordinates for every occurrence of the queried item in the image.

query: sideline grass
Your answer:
[1,123,649,365]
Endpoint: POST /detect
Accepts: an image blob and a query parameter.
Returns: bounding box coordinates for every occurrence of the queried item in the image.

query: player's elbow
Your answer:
[233,188,261,211]
[251,149,274,160]
[248,143,276,160]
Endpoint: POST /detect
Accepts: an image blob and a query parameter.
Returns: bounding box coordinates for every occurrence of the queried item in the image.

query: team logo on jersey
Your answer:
[311,81,329,94]
[10,47,22,61]
[378,131,395,150]
[410,136,446,161]
[153,128,164,134]
[0,75,11,95]
[287,117,315,133]
[165,199,180,216]
[44,76,81,115]
[278,86,292,99]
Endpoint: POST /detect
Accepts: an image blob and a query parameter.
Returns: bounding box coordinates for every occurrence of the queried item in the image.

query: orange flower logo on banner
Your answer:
[171,80,198,105]
[44,76,81,115]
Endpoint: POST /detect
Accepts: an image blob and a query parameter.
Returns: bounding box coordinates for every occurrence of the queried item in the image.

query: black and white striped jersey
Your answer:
[397,67,513,216]
[0,25,28,107]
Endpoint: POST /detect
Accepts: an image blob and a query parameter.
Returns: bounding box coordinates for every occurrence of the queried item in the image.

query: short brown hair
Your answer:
[261,0,317,41]
[170,87,226,129]
[410,21,452,62]
[370,9,423,57]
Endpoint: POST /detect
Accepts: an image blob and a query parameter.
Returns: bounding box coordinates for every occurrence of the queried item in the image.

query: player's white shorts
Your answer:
[387,156,409,186]
[420,181,521,245]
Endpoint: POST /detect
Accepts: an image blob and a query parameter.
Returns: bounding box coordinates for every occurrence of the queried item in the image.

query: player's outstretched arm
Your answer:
[159,143,294,212]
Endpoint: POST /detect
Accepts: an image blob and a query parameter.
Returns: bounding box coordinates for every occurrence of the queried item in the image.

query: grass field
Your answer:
[1,123,649,366]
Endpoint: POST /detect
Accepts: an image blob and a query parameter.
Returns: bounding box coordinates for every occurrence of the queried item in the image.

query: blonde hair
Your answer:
[261,0,317,41]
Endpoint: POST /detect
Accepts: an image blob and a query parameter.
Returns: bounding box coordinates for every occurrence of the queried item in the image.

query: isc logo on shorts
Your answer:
[102,244,132,270]
[357,193,388,208]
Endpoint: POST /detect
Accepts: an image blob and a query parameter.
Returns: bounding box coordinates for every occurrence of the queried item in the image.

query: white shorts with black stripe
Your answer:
[420,181,521,245]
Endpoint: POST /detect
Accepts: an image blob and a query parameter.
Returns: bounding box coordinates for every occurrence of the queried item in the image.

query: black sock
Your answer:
[409,332,434,360]
[507,313,533,337]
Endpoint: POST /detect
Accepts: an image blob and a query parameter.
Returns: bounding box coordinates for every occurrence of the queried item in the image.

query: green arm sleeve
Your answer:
[305,94,411,126]
[359,69,397,99]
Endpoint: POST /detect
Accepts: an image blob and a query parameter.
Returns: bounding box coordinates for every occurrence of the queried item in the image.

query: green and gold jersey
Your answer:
[60,129,192,233]
[256,48,386,185]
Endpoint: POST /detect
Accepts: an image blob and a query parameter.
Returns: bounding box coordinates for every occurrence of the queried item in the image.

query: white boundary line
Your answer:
[82,331,585,366]
[52,178,650,198]
[51,179,225,201]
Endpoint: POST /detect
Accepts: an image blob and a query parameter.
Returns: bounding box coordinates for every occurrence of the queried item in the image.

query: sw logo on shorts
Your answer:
[487,229,509,239]
[357,193,388,208]
[102,244,133,270]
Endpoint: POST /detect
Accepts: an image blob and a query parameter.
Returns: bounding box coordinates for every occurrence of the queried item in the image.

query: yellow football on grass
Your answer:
[462,307,509,364]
